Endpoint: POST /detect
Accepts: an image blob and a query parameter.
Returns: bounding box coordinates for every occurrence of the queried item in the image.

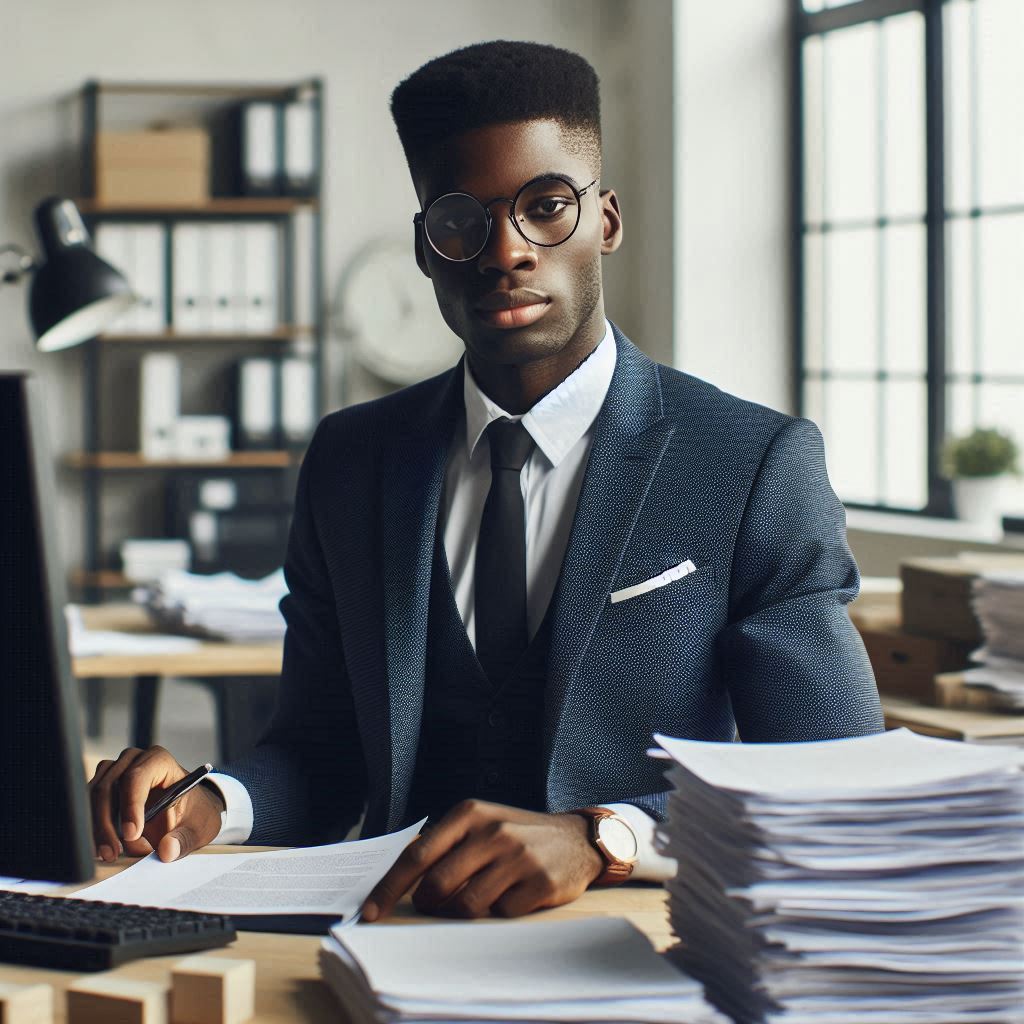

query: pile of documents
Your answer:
[964,572,1024,708]
[652,728,1024,1024]
[135,569,287,642]
[319,917,726,1023]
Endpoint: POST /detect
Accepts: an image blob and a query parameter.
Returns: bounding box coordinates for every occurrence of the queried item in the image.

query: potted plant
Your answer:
[942,428,1020,530]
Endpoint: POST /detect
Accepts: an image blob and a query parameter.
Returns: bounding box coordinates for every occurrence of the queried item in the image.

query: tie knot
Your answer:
[487,419,534,472]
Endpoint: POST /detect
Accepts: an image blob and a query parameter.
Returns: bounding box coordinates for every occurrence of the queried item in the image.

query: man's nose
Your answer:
[477,204,538,275]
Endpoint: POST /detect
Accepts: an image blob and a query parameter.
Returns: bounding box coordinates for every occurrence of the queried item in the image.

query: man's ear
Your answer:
[599,189,623,255]
[414,221,431,278]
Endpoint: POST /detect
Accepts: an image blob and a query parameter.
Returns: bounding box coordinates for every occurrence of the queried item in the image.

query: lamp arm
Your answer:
[0,243,38,285]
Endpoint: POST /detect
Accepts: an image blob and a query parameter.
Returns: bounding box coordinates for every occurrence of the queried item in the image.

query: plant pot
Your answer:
[952,476,1005,532]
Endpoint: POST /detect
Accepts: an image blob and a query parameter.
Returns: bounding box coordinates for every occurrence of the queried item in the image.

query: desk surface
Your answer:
[72,605,283,679]
[0,848,671,1023]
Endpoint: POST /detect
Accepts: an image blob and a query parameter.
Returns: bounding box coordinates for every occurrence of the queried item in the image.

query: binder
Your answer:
[172,223,207,333]
[282,99,317,196]
[208,223,241,333]
[291,207,316,328]
[127,223,167,334]
[139,353,180,459]
[236,102,280,196]
[234,357,278,449]
[242,221,279,333]
[92,224,137,332]
[279,357,317,447]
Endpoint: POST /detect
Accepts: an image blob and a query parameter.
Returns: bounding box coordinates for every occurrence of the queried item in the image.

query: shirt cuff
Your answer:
[602,802,678,882]
[205,772,254,845]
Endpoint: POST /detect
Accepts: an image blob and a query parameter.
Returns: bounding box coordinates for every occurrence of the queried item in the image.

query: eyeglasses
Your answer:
[414,174,598,262]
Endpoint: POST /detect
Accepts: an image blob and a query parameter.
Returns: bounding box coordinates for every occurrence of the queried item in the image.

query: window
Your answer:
[795,0,1024,515]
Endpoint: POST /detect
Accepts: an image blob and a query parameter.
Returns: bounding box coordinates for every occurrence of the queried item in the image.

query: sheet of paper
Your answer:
[0,876,64,893]
[76,819,424,921]
[65,605,201,657]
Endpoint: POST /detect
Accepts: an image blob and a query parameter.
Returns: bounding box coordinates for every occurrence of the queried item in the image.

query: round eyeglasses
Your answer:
[414,174,598,262]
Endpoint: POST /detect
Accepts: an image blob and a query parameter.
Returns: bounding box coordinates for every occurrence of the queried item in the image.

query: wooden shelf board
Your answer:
[91,80,316,99]
[76,197,316,216]
[98,326,315,344]
[72,570,133,589]
[65,451,295,470]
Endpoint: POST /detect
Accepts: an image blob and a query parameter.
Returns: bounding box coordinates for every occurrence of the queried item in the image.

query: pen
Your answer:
[143,763,214,823]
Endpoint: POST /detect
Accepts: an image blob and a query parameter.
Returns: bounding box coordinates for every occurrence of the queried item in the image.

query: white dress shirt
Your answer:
[209,320,676,881]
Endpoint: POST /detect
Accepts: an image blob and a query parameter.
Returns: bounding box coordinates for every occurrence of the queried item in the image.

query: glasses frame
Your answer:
[414,173,599,263]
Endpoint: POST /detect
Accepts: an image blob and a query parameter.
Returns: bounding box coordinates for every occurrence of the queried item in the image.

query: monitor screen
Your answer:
[0,372,93,882]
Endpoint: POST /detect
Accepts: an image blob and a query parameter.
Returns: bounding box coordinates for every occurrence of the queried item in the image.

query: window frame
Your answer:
[792,0,952,516]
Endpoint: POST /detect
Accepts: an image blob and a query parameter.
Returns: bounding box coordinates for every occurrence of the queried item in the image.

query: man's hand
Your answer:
[361,800,604,921]
[87,746,224,863]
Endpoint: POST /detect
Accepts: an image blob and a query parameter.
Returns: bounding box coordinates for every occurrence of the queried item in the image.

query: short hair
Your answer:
[391,40,602,175]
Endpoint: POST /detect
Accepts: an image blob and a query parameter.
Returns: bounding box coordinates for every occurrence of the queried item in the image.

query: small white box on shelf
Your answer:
[173,417,232,461]
[120,538,191,584]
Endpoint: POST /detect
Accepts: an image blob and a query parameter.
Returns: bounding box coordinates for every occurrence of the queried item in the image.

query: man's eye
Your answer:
[526,197,572,218]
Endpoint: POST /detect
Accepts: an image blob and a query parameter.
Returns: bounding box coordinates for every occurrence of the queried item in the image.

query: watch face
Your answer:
[598,816,638,862]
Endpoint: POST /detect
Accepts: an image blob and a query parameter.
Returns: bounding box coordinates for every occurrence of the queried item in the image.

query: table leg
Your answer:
[131,676,161,749]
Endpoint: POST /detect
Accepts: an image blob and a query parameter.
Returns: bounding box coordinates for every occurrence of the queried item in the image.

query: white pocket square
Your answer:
[609,559,697,604]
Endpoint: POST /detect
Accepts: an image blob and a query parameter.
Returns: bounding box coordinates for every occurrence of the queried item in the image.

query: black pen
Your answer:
[143,763,214,823]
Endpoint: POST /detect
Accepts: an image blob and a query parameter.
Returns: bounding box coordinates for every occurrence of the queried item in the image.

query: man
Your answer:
[88,41,883,920]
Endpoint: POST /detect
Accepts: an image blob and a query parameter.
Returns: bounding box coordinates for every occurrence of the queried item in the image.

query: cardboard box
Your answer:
[95,129,209,206]
[857,620,974,703]
[882,696,1024,745]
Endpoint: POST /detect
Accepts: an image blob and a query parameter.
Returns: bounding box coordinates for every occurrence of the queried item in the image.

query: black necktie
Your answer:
[475,418,535,684]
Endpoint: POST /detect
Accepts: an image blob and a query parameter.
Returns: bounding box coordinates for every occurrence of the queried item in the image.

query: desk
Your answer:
[72,605,283,756]
[0,849,671,1023]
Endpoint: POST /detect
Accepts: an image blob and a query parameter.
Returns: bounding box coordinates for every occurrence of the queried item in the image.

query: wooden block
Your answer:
[171,957,255,1024]
[67,976,167,1024]
[0,982,53,1024]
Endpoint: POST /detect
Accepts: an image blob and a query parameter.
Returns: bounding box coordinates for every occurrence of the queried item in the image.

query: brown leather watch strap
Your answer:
[574,807,637,886]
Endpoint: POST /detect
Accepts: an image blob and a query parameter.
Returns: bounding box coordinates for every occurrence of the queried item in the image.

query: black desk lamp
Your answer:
[0,196,134,351]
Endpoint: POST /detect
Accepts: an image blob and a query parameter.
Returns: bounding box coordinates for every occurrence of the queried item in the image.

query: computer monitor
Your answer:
[0,372,93,882]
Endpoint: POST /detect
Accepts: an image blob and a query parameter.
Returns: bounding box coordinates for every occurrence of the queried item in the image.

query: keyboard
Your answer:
[0,890,236,971]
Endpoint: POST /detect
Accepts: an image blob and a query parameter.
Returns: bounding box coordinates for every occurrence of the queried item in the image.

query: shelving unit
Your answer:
[71,78,325,603]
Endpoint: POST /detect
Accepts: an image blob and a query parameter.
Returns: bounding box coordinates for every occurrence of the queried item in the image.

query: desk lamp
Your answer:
[0,196,133,351]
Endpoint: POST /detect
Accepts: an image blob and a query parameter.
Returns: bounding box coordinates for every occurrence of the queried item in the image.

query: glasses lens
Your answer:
[513,177,581,246]
[424,194,489,260]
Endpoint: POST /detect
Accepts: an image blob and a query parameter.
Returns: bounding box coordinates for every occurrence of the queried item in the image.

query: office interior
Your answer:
[1,0,1022,769]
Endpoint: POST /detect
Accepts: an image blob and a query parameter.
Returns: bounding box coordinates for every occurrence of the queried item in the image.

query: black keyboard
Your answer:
[0,890,236,971]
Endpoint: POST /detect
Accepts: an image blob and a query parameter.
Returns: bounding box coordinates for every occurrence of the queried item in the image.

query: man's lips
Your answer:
[474,290,551,329]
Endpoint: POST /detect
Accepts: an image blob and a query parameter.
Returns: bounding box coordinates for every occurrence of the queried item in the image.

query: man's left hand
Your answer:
[361,800,605,921]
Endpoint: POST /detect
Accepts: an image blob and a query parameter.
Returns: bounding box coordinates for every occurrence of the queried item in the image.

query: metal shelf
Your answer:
[65,451,296,470]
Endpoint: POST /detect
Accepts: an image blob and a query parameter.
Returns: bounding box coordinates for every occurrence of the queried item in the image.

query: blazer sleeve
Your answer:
[215,421,367,844]
[717,417,884,742]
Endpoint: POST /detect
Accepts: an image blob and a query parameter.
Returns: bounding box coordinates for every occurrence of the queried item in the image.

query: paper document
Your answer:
[77,819,424,929]
[65,605,200,658]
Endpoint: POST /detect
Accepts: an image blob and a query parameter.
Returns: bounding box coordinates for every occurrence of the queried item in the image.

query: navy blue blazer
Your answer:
[220,325,884,844]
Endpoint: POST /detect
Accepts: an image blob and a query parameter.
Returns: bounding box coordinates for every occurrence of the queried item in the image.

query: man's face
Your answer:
[412,119,622,370]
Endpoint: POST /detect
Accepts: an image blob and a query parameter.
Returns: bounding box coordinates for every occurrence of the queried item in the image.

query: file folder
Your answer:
[172,223,207,333]
[140,353,180,459]
[235,102,280,196]
[234,358,278,449]
[282,99,317,196]
[128,223,168,334]
[279,357,317,448]
[208,223,241,333]
[291,208,316,328]
[242,222,280,333]
[92,224,136,333]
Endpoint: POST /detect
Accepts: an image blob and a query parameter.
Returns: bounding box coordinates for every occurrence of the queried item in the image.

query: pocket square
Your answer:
[609,559,697,604]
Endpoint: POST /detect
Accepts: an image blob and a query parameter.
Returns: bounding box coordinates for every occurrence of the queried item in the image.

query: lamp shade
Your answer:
[28,197,134,352]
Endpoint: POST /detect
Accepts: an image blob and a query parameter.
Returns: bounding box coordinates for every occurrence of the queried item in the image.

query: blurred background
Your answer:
[1,0,1022,767]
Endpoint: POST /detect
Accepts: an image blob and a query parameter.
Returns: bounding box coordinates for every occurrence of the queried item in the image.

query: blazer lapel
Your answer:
[544,328,676,771]
[379,365,462,831]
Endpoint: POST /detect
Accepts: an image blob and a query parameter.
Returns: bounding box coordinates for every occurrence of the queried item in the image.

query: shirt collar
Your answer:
[463,319,616,467]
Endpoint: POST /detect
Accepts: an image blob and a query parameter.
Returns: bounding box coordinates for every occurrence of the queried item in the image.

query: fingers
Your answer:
[157,821,201,863]
[418,856,521,919]
[118,746,183,843]
[88,748,146,861]
[493,875,557,919]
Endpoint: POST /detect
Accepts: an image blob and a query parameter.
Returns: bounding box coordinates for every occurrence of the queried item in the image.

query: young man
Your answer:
[88,41,883,920]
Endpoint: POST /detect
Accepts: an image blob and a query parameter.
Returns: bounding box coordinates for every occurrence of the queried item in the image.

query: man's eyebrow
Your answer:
[422,172,584,208]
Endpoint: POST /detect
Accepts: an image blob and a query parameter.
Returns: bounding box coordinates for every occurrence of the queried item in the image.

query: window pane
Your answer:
[803,377,825,432]
[977,0,1024,208]
[882,380,927,509]
[947,380,976,437]
[975,382,1024,515]
[824,379,880,505]
[883,13,925,218]
[825,24,880,223]
[803,37,825,225]
[947,218,976,376]
[827,228,879,374]
[978,214,1024,376]
[883,224,926,375]
[804,232,825,372]
[944,0,975,211]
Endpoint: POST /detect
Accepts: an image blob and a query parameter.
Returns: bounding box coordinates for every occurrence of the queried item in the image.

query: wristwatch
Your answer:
[574,807,639,885]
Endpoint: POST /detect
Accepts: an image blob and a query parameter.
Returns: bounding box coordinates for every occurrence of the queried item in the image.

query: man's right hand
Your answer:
[88,746,224,864]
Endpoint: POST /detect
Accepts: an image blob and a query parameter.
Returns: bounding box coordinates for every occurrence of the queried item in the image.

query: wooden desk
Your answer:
[72,605,283,754]
[0,849,671,1023]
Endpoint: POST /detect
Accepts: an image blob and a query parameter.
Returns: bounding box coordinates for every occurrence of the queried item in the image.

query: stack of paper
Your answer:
[652,728,1024,1024]
[965,573,1024,708]
[135,569,287,642]
[319,917,727,1023]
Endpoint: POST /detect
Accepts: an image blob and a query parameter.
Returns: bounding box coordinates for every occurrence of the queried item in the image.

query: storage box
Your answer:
[95,129,210,206]
[857,620,974,703]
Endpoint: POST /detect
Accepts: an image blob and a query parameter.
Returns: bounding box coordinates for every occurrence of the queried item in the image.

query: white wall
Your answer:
[0,0,674,573]
[673,0,793,413]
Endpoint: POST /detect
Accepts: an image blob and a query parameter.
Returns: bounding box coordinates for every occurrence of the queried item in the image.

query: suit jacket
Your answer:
[220,325,884,844]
